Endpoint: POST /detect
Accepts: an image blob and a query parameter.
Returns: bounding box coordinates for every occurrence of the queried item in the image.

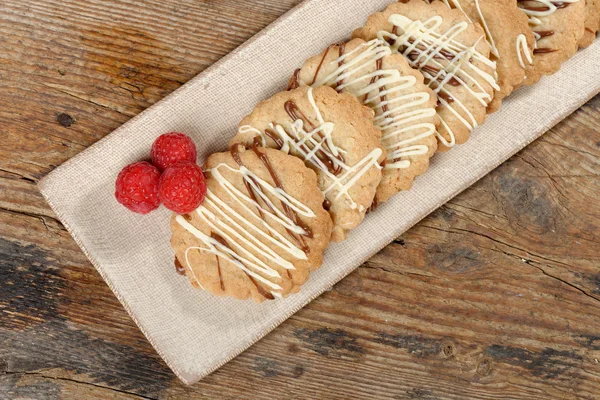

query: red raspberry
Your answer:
[151,132,197,171]
[158,161,207,214]
[115,161,161,214]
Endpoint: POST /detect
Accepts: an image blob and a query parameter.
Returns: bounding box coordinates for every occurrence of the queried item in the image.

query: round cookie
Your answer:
[289,38,439,203]
[517,0,586,85]
[230,86,386,242]
[579,0,600,48]
[425,0,535,113]
[171,146,333,303]
[353,0,499,150]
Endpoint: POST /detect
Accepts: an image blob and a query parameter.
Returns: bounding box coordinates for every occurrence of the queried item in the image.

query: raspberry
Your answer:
[115,161,161,214]
[151,132,197,171]
[158,161,207,214]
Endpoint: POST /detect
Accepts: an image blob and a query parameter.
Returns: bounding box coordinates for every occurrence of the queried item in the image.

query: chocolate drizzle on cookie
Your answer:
[245,139,313,251]
[362,58,383,104]
[518,0,572,12]
[263,127,285,149]
[377,13,499,147]
[535,30,555,39]
[533,47,558,54]
[283,100,344,175]
[376,58,392,113]
[334,42,346,90]
[517,0,578,55]
[209,233,227,291]
[175,147,319,300]
[311,42,347,90]
[307,41,396,120]
[284,100,316,131]
[175,258,186,276]
[286,39,438,175]
[231,143,268,220]
[292,41,348,92]
[239,87,383,212]
[248,275,276,300]
[288,68,301,90]
[219,142,316,298]
[418,64,461,88]
[404,42,457,63]
[386,26,399,46]
[367,196,379,214]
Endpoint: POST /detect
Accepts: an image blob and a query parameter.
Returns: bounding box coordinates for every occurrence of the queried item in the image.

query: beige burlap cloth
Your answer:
[38,0,600,385]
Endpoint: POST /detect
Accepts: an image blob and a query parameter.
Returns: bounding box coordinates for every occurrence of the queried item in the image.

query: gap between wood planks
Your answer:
[0,207,65,233]
[2,370,155,400]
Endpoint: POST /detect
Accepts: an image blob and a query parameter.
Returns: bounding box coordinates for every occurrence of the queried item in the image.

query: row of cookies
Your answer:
[170,0,597,302]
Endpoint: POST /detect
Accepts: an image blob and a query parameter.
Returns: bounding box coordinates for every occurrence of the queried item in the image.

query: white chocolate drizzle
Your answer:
[472,0,498,58]
[516,34,534,68]
[239,87,383,210]
[308,39,436,170]
[176,160,316,299]
[519,0,579,27]
[379,14,499,147]
[432,0,534,73]
[428,0,498,57]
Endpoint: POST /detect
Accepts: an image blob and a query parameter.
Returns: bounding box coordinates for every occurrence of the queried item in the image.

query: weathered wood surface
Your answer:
[1,0,599,399]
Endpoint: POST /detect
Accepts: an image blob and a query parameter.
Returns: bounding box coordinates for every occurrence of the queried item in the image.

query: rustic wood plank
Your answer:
[1,0,599,399]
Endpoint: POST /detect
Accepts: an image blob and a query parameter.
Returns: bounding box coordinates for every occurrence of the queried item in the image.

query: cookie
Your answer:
[288,38,439,203]
[170,146,333,303]
[425,0,535,113]
[353,0,499,150]
[517,0,586,85]
[580,0,600,47]
[231,86,386,242]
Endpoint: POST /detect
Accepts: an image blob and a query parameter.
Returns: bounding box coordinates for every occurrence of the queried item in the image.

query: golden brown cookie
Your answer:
[580,0,600,48]
[230,86,386,242]
[171,147,333,303]
[517,0,586,85]
[425,0,535,113]
[289,38,439,203]
[353,0,499,150]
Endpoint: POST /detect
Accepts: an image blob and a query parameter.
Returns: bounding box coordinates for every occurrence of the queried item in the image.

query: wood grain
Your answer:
[1,0,599,399]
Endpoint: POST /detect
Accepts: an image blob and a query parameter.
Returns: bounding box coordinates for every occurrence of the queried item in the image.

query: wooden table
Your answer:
[1,1,599,399]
